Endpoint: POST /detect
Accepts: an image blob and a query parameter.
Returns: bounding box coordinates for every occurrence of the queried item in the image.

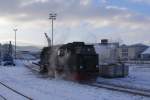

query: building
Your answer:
[118,44,148,61]
[141,47,150,60]
[94,39,119,65]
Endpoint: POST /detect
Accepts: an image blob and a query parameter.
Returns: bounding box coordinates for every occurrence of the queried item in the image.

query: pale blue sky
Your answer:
[0,0,150,46]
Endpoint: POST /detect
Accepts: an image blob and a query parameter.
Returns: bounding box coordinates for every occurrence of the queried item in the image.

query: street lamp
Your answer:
[49,13,57,46]
[13,28,18,59]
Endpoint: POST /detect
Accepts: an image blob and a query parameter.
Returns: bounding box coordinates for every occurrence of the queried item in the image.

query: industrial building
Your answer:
[118,44,148,61]
[94,39,128,78]
[94,39,119,65]
[141,47,150,60]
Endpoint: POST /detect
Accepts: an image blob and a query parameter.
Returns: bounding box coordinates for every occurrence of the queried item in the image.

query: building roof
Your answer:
[142,47,150,54]
[129,43,148,48]
[120,44,127,47]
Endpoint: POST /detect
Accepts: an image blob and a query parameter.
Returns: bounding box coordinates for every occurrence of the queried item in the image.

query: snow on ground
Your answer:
[0,60,149,100]
[97,64,150,91]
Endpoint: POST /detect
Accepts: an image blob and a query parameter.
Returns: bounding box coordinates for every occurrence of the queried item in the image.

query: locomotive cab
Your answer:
[75,45,99,80]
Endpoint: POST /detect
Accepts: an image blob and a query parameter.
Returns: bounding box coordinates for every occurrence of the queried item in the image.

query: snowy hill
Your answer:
[16,46,42,52]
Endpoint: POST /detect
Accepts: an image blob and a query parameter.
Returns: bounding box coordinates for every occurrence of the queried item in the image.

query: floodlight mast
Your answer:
[13,28,18,59]
[49,13,57,47]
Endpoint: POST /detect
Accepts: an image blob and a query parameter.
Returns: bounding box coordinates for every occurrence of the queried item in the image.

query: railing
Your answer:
[122,60,150,64]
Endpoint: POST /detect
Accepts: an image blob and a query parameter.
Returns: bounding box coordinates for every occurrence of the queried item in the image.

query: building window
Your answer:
[122,53,128,57]
[122,48,128,53]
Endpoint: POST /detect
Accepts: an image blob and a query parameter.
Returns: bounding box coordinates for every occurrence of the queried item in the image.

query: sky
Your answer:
[0,0,150,46]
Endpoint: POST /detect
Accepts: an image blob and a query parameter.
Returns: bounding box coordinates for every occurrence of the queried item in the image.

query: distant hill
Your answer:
[1,41,45,52]
[16,46,43,52]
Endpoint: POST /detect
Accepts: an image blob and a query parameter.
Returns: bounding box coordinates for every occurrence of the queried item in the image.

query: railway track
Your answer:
[23,61,40,72]
[24,62,49,78]
[0,94,7,100]
[0,81,33,100]
[24,64,40,73]
[83,82,150,98]
[25,62,150,98]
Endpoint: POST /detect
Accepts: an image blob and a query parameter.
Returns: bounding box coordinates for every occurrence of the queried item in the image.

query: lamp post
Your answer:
[13,28,18,59]
[49,13,56,46]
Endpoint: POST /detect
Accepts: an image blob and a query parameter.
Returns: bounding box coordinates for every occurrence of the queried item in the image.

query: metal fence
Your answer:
[122,60,150,64]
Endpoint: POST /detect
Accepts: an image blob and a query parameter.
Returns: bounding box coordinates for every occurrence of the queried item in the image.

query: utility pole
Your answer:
[49,13,56,46]
[13,28,18,59]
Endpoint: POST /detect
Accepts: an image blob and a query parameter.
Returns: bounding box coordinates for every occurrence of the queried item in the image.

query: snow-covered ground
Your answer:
[0,60,150,100]
[97,64,150,91]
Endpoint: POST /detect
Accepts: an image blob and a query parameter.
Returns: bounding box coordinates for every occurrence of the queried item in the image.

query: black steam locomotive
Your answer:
[39,42,99,81]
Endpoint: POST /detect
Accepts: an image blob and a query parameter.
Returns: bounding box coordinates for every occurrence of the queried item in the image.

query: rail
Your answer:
[83,82,150,98]
[0,94,7,100]
[0,81,33,100]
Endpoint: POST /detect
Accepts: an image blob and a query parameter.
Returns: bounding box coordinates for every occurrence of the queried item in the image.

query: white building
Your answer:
[118,44,148,61]
[141,47,150,60]
[94,39,119,65]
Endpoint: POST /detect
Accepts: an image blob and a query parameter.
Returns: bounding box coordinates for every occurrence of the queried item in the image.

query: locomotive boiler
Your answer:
[39,42,99,81]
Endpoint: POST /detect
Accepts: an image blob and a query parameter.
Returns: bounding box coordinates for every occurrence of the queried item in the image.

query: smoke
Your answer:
[54,24,98,44]
[47,45,72,79]
[47,46,59,77]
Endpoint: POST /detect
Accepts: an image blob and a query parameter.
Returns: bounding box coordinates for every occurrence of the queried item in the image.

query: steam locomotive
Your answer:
[39,42,99,81]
